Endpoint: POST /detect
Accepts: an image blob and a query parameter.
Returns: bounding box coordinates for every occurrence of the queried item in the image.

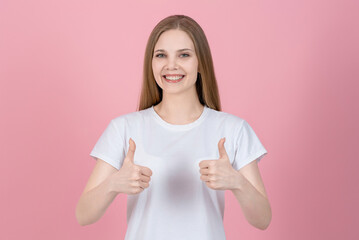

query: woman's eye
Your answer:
[154,53,189,58]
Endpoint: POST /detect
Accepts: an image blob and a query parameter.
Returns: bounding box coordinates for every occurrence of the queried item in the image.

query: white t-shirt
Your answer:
[90,105,268,240]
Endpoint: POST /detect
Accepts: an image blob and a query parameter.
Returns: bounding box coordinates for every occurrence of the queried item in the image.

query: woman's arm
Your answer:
[76,159,118,226]
[231,160,272,230]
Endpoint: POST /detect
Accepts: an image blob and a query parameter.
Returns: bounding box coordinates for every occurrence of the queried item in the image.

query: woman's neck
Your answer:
[154,97,204,125]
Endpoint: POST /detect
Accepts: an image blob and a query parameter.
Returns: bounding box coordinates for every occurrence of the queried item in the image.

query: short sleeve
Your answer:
[89,119,126,170]
[232,120,268,170]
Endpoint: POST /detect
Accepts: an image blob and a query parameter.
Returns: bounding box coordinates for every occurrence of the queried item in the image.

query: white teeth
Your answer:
[164,75,184,80]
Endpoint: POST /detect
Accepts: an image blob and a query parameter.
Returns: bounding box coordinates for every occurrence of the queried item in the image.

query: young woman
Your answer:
[76,15,271,239]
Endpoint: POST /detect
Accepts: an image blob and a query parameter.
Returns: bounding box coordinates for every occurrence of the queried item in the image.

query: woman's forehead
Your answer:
[155,29,194,50]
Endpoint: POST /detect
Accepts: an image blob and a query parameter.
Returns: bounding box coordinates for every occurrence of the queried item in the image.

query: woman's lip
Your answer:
[163,74,185,77]
[162,75,184,83]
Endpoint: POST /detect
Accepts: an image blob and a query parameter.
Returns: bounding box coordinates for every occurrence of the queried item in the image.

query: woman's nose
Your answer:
[165,57,178,70]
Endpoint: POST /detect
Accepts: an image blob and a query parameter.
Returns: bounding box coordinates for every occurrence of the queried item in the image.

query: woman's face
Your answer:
[152,29,199,95]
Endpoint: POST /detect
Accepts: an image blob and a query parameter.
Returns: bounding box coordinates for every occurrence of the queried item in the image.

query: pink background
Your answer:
[1,0,358,239]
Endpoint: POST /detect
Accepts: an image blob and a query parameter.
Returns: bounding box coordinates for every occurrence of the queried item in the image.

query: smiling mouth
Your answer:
[163,75,185,79]
[162,75,185,83]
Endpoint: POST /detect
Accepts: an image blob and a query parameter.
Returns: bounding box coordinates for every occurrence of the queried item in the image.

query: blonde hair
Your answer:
[138,15,221,111]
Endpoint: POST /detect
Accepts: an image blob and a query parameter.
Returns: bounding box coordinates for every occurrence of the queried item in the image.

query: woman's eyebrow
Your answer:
[154,48,194,53]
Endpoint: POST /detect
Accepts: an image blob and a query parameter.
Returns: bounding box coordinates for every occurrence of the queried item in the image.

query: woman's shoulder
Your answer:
[207,107,246,126]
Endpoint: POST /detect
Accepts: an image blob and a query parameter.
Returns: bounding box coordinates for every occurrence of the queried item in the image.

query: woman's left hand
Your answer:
[199,138,241,190]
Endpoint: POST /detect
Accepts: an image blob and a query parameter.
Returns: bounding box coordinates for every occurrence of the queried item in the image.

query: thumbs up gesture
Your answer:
[199,138,239,190]
[111,138,153,195]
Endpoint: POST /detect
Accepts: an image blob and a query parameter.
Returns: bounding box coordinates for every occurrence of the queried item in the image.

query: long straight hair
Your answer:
[138,15,221,111]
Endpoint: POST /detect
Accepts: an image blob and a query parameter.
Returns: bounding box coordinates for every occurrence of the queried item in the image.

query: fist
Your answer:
[110,138,153,195]
[199,138,239,190]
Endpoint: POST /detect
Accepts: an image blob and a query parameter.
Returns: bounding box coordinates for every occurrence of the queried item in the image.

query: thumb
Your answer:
[218,137,229,160]
[125,138,136,162]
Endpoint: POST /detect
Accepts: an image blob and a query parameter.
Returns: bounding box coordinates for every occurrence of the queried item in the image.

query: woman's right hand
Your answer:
[110,138,153,195]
